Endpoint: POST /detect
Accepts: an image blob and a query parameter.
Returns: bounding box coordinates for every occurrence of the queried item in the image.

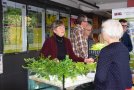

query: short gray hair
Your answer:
[51,20,64,30]
[101,19,123,39]
[77,14,87,24]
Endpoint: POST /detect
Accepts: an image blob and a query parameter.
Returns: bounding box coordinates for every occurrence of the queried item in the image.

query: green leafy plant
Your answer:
[23,55,96,81]
[130,53,134,70]
[90,43,106,50]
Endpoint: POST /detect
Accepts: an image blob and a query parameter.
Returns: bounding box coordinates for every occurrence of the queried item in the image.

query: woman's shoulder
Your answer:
[102,42,129,53]
[45,36,55,43]
[63,37,70,40]
[100,42,120,53]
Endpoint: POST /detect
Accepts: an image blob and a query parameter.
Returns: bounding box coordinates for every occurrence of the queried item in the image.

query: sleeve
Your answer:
[126,34,133,52]
[74,30,87,58]
[40,39,50,57]
[95,49,111,83]
[67,39,84,62]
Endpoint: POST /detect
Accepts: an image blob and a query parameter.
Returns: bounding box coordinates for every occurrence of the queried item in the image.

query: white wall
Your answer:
[97,1,127,10]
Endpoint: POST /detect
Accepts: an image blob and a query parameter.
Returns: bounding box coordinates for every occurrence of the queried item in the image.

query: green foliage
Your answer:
[23,55,96,81]
[4,7,22,26]
[130,60,134,70]
[91,43,106,50]
[130,53,134,70]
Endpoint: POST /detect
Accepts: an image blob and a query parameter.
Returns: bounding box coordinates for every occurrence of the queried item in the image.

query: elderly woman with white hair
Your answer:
[94,19,132,90]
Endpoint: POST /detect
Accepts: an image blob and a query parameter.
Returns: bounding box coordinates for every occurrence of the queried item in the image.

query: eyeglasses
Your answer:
[85,29,91,32]
[122,25,128,27]
[83,21,88,22]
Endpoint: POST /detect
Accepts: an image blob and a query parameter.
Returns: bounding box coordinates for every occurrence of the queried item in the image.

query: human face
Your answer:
[85,29,91,35]
[120,22,128,32]
[84,29,92,39]
[84,25,92,37]
[81,18,89,28]
[53,25,65,37]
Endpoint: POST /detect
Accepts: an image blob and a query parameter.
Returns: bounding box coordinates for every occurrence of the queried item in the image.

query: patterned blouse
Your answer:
[70,25,88,58]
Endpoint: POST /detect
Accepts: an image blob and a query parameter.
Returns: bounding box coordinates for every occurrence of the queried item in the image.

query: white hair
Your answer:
[102,19,123,39]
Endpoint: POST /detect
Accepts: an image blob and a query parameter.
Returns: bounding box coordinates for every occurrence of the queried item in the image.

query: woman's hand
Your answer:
[53,58,59,62]
[84,58,94,63]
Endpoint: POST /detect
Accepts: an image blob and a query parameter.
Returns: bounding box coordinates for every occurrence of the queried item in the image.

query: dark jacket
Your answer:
[121,32,133,52]
[40,35,84,62]
[95,42,132,90]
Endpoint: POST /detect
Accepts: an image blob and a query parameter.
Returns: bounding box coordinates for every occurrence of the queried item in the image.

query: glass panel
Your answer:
[46,10,59,39]
[59,13,70,37]
[70,15,78,29]
[27,7,42,50]
[3,6,23,53]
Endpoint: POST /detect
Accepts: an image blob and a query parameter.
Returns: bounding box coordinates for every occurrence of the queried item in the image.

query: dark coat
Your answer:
[40,35,84,62]
[95,42,132,90]
[121,32,133,52]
